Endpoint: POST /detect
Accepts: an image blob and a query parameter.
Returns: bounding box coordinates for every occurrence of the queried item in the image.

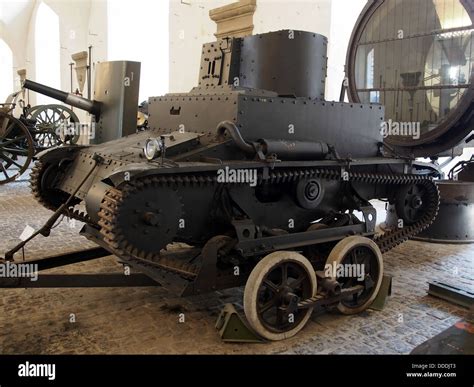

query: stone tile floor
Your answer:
[0,176,472,354]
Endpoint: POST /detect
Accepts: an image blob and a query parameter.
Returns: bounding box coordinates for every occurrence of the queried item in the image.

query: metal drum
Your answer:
[413,180,474,243]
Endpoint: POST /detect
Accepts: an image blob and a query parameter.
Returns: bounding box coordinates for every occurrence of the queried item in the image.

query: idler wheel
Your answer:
[30,159,79,210]
[295,178,324,209]
[395,183,429,225]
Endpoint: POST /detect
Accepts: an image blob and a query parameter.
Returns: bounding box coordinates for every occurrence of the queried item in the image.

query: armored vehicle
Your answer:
[20,30,440,340]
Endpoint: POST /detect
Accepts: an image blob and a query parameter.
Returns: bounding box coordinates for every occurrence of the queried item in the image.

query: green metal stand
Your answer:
[370,275,392,311]
[215,304,265,343]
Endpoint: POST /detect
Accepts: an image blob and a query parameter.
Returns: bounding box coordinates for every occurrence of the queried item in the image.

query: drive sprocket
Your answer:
[98,178,185,257]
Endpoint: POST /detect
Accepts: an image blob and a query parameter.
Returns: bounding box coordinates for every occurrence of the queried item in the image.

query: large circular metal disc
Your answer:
[346,0,474,157]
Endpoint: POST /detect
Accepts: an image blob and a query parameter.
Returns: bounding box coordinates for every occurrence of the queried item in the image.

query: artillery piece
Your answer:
[0,90,80,184]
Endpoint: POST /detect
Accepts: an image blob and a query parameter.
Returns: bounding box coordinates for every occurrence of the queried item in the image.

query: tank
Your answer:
[24,30,441,341]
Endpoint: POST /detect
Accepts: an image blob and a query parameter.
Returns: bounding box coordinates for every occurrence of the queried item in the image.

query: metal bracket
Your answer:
[0,273,159,288]
[232,219,261,242]
[361,205,377,233]
[182,236,235,296]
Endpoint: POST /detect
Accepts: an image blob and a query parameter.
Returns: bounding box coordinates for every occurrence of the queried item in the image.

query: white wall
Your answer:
[108,0,169,101]
[253,0,331,36]
[169,0,363,98]
[326,0,367,101]
[169,0,230,93]
[0,1,35,96]
[47,0,91,93]
[20,0,92,106]
[1,0,369,103]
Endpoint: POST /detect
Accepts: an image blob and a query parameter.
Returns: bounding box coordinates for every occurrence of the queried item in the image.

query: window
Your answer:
[35,2,60,105]
[366,48,379,103]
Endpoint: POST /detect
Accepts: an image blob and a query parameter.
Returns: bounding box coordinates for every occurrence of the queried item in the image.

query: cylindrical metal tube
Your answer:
[259,139,329,160]
[23,79,101,116]
[217,121,255,154]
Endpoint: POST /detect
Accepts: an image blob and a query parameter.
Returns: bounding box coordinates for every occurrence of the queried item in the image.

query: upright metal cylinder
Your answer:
[239,30,328,99]
[258,139,329,160]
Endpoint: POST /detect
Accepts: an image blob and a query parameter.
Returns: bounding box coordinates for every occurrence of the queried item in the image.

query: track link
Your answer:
[98,183,200,279]
[94,167,439,278]
[265,168,440,253]
[30,160,439,278]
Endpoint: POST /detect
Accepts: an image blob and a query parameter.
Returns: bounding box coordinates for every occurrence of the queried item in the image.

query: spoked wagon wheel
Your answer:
[28,104,80,148]
[325,236,383,315]
[244,251,317,341]
[0,112,35,184]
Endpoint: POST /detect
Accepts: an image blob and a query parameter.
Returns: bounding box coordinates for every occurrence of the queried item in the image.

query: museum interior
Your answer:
[0,0,472,356]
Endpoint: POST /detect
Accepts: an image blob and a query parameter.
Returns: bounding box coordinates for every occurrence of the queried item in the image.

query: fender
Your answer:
[35,145,87,164]
[106,162,171,186]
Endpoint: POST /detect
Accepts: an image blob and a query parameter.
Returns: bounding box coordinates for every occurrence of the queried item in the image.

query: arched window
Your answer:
[0,39,14,102]
[35,2,60,105]
[366,48,379,103]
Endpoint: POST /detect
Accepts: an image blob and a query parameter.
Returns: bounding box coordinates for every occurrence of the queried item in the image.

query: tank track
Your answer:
[31,161,439,277]
[94,167,439,278]
[30,160,95,225]
[264,167,440,253]
[32,162,198,278]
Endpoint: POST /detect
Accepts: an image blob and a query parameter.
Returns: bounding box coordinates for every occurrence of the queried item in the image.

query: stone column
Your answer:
[71,51,88,95]
[17,69,27,100]
[209,0,257,39]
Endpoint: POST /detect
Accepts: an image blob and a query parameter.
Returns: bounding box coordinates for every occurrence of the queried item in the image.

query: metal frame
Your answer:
[0,247,160,289]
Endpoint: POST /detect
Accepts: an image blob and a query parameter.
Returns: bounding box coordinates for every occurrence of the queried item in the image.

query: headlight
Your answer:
[144,138,161,160]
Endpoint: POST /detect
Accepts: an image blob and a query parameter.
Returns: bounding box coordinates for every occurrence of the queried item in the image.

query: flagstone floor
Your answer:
[0,177,472,354]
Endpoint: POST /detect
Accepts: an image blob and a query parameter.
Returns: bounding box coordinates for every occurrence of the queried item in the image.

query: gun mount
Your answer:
[23,79,101,116]
[22,61,141,144]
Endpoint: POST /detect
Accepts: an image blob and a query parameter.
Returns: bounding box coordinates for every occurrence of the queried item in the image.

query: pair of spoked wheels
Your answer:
[0,111,34,184]
[243,235,384,341]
